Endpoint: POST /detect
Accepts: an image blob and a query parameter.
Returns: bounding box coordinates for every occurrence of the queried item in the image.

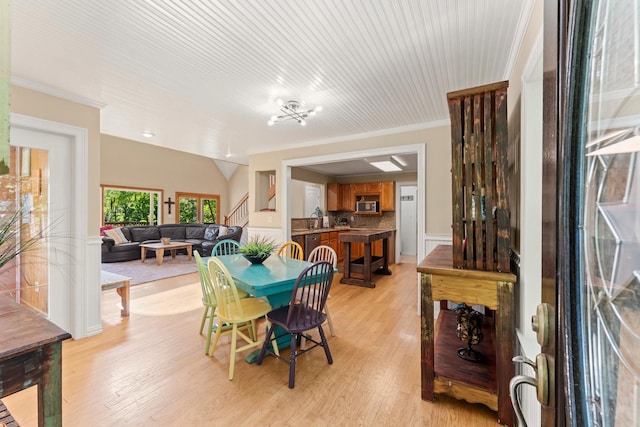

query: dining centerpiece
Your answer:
[239,235,276,265]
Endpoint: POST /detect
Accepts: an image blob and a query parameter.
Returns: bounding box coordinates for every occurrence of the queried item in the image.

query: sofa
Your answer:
[101,224,242,263]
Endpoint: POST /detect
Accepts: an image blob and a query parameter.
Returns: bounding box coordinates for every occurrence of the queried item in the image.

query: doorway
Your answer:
[9,126,72,332]
[398,183,417,256]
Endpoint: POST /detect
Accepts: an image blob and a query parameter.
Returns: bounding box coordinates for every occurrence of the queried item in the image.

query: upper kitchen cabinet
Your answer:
[327,181,394,212]
[327,182,354,211]
[380,181,395,211]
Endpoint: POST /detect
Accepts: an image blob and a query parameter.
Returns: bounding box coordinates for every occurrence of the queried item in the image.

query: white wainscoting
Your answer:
[246,227,286,247]
[424,233,452,256]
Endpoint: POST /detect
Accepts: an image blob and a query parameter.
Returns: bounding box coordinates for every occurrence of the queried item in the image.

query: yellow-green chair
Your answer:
[207,257,272,380]
[277,241,303,260]
[195,250,249,354]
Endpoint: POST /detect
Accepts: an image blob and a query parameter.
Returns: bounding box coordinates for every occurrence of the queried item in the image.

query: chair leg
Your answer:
[324,304,336,337]
[229,323,238,380]
[257,324,274,365]
[209,318,224,356]
[289,333,298,389]
[205,309,217,355]
[318,326,333,364]
[199,306,209,335]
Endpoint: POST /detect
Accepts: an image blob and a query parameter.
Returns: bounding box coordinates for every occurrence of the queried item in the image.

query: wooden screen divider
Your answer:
[448,81,510,272]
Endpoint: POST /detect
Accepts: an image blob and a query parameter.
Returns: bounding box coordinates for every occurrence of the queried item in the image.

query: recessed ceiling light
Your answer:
[141,131,155,138]
[369,160,402,172]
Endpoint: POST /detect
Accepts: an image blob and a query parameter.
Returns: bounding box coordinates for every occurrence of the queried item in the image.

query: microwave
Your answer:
[356,201,378,213]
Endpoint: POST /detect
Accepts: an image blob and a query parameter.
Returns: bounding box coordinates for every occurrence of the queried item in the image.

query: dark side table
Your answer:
[0,297,71,426]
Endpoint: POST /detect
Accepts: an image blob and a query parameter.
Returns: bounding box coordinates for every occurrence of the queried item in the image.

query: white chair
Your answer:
[298,245,337,337]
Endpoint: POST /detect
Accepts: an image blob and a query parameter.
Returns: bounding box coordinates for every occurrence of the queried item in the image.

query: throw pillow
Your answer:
[204,226,219,241]
[218,225,228,236]
[113,227,129,243]
[104,227,129,244]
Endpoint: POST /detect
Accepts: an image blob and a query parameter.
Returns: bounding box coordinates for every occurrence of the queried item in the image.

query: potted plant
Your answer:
[239,235,276,264]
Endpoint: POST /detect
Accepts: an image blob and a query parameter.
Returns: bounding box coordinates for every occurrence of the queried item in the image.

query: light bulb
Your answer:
[300,120,307,126]
[268,120,274,126]
[276,98,284,106]
[314,105,323,112]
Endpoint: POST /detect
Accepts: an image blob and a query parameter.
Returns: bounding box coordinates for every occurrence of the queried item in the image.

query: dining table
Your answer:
[206,253,315,362]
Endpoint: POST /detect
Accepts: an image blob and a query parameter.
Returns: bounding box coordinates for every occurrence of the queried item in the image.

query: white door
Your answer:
[399,184,417,255]
[10,126,72,332]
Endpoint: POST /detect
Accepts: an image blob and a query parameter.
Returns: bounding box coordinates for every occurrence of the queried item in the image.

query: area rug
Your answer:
[100,256,198,286]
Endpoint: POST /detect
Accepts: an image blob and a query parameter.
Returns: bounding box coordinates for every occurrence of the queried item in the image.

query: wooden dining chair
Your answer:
[207,257,272,380]
[277,241,303,260]
[194,251,249,351]
[257,261,335,388]
[211,239,241,256]
[302,245,337,337]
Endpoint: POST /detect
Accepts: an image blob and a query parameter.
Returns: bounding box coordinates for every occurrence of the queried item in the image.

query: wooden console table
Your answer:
[0,297,71,426]
[339,229,392,288]
[417,245,516,426]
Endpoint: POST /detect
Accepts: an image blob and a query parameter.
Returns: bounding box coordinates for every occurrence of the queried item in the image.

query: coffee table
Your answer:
[140,241,193,266]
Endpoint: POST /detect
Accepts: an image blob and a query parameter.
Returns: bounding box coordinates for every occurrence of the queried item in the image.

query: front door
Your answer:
[542,0,640,425]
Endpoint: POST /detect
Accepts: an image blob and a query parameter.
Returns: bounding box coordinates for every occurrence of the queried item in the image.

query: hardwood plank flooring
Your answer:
[3,256,499,426]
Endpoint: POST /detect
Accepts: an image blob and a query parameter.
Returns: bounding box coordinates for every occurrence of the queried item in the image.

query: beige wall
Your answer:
[228,164,248,209]
[248,124,452,235]
[101,134,230,224]
[10,85,101,234]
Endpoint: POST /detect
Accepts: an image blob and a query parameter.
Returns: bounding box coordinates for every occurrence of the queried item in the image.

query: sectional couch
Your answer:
[101,223,242,263]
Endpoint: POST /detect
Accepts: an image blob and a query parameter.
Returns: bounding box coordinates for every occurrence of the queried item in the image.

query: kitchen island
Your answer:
[339,229,392,288]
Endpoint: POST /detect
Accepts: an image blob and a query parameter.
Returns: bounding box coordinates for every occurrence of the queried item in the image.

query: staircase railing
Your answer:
[268,174,276,201]
[224,193,249,227]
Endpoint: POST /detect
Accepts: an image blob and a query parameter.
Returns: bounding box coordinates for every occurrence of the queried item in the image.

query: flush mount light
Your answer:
[141,130,155,138]
[267,99,322,126]
[369,157,404,172]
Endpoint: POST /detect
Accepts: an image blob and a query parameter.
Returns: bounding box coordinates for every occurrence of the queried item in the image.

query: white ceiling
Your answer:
[10,0,533,173]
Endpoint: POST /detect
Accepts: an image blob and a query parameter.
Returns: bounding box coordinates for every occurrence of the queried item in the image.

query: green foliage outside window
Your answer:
[202,199,217,223]
[179,198,198,223]
[104,189,158,225]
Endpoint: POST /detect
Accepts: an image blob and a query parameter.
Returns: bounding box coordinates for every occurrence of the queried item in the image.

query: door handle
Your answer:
[510,353,550,427]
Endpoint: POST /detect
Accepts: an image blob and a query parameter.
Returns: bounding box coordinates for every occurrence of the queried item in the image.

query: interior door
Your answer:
[541,0,640,425]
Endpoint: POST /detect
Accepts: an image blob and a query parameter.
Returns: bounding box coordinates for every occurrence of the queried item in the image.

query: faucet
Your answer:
[309,207,322,229]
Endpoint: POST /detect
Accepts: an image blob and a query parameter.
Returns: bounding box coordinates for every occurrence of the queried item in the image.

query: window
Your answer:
[176,192,220,224]
[101,185,162,225]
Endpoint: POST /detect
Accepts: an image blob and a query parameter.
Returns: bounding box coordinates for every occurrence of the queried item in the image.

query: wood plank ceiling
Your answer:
[10,0,534,166]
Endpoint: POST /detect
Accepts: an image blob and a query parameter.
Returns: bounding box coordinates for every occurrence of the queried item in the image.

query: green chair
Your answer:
[207,257,272,380]
[211,239,241,256]
[195,250,249,354]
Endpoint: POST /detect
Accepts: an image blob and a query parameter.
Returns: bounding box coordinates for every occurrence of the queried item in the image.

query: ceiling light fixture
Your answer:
[141,130,155,138]
[267,99,322,126]
[369,157,404,172]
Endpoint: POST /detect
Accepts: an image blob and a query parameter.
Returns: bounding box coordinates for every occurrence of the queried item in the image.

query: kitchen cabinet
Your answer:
[380,181,395,211]
[327,183,339,211]
[327,183,354,211]
[352,182,381,195]
[340,184,353,211]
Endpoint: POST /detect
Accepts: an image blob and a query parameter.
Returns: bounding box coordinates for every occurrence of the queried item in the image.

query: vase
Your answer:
[243,254,270,265]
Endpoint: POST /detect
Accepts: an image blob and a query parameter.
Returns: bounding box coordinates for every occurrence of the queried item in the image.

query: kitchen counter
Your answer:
[290,225,352,236]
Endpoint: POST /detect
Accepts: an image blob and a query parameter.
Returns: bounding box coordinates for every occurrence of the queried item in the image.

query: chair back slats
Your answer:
[307,245,337,268]
[286,261,334,331]
[207,257,246,320]
[212,239,241,256]
[278,241,303,260]
[195,251,216,305]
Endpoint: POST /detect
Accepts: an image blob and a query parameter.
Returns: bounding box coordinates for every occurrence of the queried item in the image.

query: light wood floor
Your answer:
[4,256,499,426]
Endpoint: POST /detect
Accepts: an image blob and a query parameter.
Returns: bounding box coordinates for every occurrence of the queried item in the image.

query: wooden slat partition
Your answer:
[447,81,510,272]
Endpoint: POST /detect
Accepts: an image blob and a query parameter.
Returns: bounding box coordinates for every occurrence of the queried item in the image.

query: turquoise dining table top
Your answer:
[207,254,312,303]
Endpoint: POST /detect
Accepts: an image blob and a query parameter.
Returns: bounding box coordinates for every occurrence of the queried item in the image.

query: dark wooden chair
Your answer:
[256,261,334,388]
